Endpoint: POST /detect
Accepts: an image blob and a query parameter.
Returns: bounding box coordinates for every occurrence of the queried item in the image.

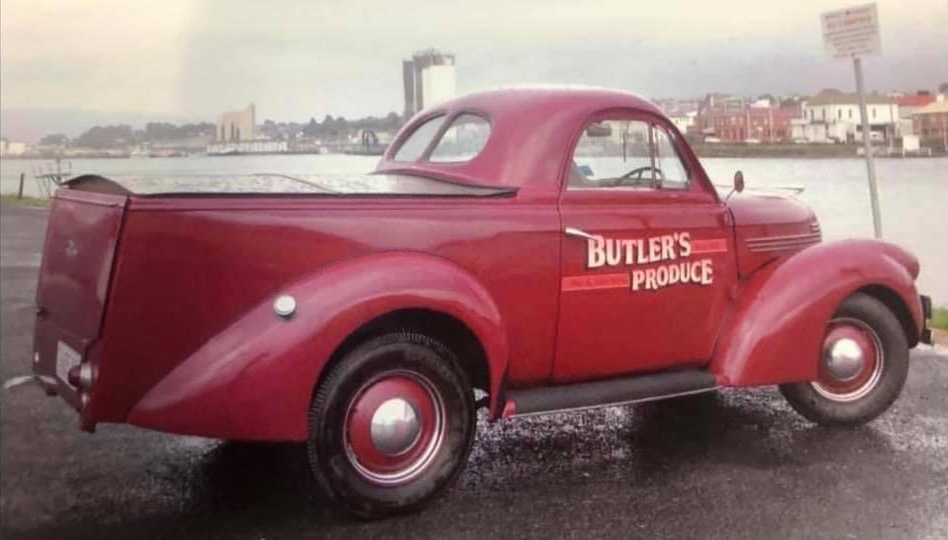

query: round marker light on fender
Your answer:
[273,294,297,319]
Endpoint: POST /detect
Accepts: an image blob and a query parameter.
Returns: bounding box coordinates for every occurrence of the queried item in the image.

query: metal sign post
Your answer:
[852,57,882,238]
[821,3,883,238]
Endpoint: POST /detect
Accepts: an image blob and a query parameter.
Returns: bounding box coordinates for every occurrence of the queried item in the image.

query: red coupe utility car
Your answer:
[31,87,933,518]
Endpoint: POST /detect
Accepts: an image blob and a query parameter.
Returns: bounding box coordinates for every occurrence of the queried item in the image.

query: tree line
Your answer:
[39,112,404,149]
[40,122,216,149]
[263,112,402,140]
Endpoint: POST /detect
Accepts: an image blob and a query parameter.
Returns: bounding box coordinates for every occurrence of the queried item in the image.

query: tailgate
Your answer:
[33,189,127,408]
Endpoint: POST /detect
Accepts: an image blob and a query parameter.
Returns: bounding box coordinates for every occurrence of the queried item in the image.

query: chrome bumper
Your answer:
[920,295,933,345]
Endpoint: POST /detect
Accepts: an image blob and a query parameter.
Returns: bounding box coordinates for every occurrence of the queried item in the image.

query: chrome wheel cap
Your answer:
[344,371,446,486]
[824,337,865,381]
[811,318,884,402]
[370,398,422,456]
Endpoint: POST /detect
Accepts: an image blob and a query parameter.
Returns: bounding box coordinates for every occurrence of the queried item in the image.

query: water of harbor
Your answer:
[1,155,945,305]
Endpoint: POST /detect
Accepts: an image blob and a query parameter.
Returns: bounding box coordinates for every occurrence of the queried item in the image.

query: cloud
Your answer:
[2,0,946,127]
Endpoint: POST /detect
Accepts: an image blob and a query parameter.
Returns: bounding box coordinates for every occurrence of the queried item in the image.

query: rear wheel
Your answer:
[306,332,475,519]
[779,293,909,426]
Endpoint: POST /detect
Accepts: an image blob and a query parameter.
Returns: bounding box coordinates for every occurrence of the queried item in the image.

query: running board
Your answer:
[502,369,718,418]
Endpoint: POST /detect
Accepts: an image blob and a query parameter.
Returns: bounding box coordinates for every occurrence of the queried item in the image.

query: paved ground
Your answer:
[1,202,946,539]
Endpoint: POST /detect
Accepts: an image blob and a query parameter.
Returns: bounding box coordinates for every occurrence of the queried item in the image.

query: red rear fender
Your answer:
[711,239,923,386]
[127,252,509,441]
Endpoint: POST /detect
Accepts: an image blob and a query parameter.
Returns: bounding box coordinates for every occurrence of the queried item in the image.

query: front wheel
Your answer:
[780,293,909,427]
[306,332,476,519]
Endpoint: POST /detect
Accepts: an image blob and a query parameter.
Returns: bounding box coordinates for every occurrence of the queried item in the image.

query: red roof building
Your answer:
[896,95,936,109]
[912,100,948,150]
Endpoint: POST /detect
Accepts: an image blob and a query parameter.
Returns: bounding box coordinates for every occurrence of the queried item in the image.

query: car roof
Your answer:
[440,85,663,115]
[376,86,670,193]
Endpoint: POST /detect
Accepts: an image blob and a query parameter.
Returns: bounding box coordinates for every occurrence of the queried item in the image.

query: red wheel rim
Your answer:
[343,370,446,485]
[811,317,884,402]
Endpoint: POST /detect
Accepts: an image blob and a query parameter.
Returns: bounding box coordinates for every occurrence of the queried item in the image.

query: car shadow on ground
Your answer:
[624,391,895,471]
[461,389,895,492]
[8,389,897,538]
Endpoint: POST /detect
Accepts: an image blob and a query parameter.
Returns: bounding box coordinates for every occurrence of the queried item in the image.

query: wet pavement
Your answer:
[1,202,946,539]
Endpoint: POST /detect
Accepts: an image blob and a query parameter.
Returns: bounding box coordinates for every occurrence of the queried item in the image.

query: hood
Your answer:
[727,194,821,278]
[727,193,816,227]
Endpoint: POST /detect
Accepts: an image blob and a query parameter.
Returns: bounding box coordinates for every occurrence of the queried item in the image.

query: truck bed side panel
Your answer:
[90,198,560,424]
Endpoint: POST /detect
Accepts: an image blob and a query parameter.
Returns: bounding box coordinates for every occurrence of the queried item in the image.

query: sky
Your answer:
[1,0,946,141]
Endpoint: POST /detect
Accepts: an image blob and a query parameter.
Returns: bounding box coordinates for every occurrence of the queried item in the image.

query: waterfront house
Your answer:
[797,89,898,144]
[912,99,948,152]
[895,94,936,136]
[0,140,28,156]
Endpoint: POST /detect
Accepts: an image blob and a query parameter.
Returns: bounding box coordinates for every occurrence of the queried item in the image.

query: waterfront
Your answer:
[1,155,945,304]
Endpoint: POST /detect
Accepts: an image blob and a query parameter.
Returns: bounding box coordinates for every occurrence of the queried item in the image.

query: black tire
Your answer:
[306,332,476,519]
[779,293,909,427]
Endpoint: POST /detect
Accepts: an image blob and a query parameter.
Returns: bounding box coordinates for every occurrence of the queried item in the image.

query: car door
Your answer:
[553,112,735,383]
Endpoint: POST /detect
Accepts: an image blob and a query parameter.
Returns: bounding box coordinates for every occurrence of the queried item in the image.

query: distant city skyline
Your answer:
[3,84,946,145]
[2,0,946,142]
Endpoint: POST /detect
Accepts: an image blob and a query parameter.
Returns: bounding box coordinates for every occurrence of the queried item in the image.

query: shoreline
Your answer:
[4,147,946,161]
[690,143,946,159]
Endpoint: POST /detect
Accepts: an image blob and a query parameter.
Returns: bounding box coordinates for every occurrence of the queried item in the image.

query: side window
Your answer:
[651,126,689,189]
[393,115,445,162]
[568,119,690,190]
[429,114,491,162]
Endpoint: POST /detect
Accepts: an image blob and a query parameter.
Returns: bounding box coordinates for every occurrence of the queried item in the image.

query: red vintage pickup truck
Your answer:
[32,87,932,518]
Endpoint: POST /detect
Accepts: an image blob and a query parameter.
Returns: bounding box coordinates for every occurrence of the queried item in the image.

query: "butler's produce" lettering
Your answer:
[585,232,715,291]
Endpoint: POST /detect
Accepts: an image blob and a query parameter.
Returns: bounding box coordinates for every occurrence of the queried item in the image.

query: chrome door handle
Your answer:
[564,227,598,241]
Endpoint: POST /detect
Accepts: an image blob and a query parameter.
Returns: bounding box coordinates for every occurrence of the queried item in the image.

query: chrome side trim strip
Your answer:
[746,231,822,253]
[746,232,822,244]
[564,227,599,241]
[747,238,821,248]
[748,243,821,253]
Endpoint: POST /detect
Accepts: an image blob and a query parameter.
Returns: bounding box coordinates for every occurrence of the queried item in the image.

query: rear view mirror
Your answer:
[725,170,745,202]
[733,170,745,193]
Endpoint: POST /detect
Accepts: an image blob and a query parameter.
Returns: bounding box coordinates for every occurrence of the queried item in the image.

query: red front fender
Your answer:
[711,239,923,386]
[127,252,509,441]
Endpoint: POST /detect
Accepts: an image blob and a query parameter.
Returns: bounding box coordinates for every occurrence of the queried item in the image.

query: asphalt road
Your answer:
[1,202,946,539]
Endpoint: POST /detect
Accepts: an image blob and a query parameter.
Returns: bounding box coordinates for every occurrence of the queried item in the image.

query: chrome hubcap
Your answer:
[370,398,422,456]
[811,317,884,402]
[344,370,446,486]
[824,337,865,381]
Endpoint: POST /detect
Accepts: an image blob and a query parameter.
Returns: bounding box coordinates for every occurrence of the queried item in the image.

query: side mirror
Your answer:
[725,170,744,202]
[733,170,745,194]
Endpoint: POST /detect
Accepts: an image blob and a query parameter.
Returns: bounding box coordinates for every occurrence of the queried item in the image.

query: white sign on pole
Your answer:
[820,2,884,238]
[821,3,881,59]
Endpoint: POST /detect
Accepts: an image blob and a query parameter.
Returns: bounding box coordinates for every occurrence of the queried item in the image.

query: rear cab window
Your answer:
[392,113,491,163]
[393,115,445,161]
[429,114,491,162]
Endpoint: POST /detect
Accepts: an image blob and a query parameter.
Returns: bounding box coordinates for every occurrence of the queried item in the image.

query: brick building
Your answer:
[895,94,936,136]
[912,100,948,151]
[696,94,801,142]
